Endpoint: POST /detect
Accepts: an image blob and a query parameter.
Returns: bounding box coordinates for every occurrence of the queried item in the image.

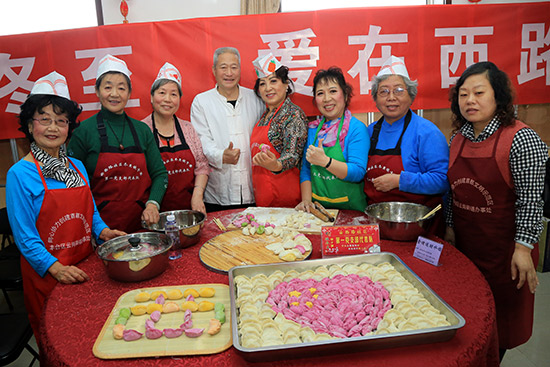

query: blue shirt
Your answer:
[6,157,108,277]
[300,116,369,183]
[367,111,449,195]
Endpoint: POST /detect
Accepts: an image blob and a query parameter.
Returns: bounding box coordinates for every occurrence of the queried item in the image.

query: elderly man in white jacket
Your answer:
[191,47,264,212]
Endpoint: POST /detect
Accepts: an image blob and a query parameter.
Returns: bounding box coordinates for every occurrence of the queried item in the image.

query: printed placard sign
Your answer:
[413,236,444,266]
[322,225,380,257]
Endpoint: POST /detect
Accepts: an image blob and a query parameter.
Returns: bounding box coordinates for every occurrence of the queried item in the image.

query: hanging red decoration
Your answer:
[120,0,129,24]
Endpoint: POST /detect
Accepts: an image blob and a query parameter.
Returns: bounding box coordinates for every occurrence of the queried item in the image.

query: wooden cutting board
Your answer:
[93,284,232,359]
[226,207,339,234]
[199,230,312,273]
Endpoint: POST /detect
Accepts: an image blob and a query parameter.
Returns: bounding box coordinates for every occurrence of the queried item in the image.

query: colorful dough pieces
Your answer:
[234,262,451,348]
[112,287,225,342]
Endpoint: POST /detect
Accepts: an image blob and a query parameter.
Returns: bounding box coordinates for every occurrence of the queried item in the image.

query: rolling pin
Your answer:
[310,201,335,222]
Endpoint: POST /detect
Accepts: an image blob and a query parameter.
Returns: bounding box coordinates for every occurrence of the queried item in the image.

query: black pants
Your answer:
[499,348,506,361]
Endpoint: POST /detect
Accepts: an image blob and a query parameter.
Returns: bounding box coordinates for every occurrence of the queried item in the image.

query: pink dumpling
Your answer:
[184,328,204,338]
[145,319,155,330]
[184,309,192,320]
[310,322,327,334]
[164,328,184,338]
[355,311,367,322]
[348,324,363,335]
[150,310,161,323]
[329,315,344,328]
[343,311,356,324]
[155,294,165,305]
[145,327,163,339]
[328,324,347,336]
[181,309,193,330]
[123,329,143,341]
[361,324,375,335]
[343,317,357,330]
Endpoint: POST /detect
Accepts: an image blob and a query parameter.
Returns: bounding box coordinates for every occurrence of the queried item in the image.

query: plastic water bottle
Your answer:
[165,214,181,260]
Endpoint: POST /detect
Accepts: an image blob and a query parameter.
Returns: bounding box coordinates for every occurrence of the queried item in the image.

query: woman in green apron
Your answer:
[296,67,368,212]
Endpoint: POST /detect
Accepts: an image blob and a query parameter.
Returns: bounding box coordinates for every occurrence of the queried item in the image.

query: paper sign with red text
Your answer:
[322,225,380,257]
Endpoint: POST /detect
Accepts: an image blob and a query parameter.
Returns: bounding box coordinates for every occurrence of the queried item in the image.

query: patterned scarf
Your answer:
[31,142,84,188]
[308,109,352,150]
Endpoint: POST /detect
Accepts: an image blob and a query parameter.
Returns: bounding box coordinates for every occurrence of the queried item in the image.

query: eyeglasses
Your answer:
[378,87,407,98]
[33,117,69,128]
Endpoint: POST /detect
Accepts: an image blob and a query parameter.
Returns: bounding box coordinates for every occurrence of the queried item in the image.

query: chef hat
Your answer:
[30,71,71,100]
[154,62,182,87]
[96,54,132,80]
[377,55,410,80]
[252,53,282,78]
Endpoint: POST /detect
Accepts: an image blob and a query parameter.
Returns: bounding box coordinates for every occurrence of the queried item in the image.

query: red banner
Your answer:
[0,2,549,140]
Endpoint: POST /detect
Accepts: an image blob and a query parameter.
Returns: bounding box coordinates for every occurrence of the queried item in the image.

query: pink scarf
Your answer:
[308,109,351,150]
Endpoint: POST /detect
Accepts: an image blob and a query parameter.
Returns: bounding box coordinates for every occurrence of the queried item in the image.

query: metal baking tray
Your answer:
[228,252,465,362]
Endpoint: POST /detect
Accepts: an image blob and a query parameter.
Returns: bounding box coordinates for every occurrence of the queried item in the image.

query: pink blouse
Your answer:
[141,114,210,176]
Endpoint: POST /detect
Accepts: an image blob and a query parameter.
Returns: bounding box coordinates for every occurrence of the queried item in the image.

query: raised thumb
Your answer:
[318,138,324,148]
[228,141,234,150]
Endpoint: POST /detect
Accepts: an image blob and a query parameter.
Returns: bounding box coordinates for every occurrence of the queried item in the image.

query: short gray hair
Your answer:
[371,74,418,102]
[150,79,182,97]
[213,47,241,67]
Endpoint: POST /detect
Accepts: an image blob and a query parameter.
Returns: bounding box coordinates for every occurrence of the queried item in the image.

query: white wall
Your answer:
[101,0,240,25]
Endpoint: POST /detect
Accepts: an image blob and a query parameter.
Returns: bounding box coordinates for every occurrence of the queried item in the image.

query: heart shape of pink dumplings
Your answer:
[266,274,392,338]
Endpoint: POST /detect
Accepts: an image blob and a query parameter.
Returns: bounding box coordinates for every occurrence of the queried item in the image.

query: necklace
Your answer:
[106,121,126,150]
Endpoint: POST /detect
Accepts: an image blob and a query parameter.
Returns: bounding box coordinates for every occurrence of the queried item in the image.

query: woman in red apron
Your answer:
[6,72,125,342]
[142,62,209,214]
[364,56,449,234]
[67,55,168,233]
[297,67,368,212]
[249,54,307,207]
[446,62,546,360]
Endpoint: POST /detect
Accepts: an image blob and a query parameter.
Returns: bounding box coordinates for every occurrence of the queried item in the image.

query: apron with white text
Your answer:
[22,155,93,339]
[91,112,151,233]
[152,114,195,212]
[448,121,538,348]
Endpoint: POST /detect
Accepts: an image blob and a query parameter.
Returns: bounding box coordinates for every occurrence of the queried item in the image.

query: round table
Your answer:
[40,209,499,366]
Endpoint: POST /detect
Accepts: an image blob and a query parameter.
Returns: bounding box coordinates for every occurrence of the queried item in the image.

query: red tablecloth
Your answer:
[40,210,499,367]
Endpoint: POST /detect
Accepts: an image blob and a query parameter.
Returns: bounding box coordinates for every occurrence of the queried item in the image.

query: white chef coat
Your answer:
[191,85,264,206]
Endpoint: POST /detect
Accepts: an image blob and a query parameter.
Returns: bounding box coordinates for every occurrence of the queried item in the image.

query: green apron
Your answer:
[310,116,366,211]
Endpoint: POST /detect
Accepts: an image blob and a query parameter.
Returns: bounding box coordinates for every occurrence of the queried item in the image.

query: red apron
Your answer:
[152,115,195,212]
[364,111,442,232]
[22,156,94,340]
[91,112,151,233]
[448,121,538,349]
[365,110,439,206]
[250,106,301,207]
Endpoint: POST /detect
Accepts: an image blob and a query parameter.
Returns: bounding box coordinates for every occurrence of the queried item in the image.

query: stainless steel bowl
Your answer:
[365,202,435,241]
[142,210,206,248]
[96,232,172,282]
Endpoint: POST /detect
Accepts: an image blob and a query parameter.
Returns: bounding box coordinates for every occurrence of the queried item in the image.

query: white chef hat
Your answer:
[377,55,410,80]
[252,53,282,78]
[154,62,181,87]
[96,54,131,80]
[30,71,71,100]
